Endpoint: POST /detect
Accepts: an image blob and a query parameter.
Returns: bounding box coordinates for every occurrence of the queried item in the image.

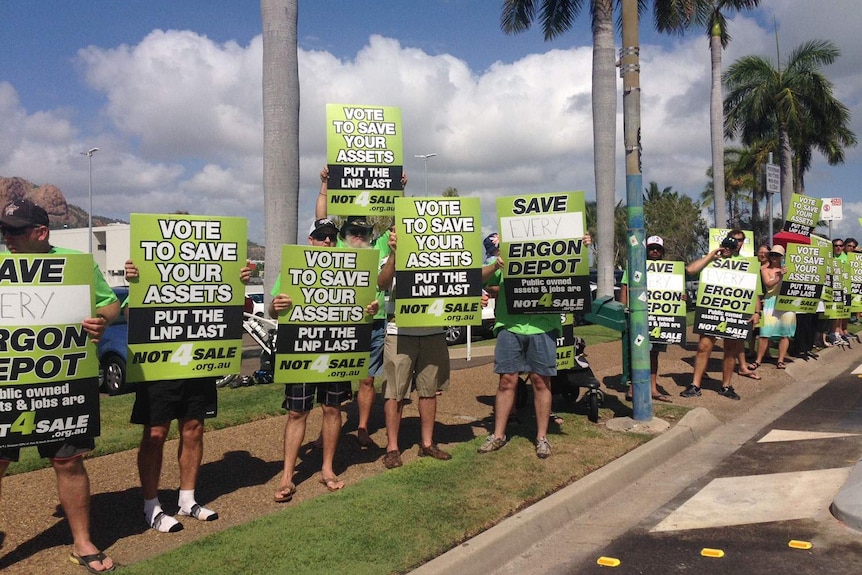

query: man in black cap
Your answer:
[0,198,120,573]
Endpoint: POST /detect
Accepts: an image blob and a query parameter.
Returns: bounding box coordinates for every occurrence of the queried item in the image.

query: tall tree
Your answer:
[261,0,299,298]
[655,0,760,228]
[643,182,708,263]
[501,0,617,298]
[723,39,856,218]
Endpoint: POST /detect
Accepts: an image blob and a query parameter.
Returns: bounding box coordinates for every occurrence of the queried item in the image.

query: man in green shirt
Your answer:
[0,199,120,574]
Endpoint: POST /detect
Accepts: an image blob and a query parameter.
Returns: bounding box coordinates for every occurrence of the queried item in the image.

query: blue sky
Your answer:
[1,1,860,243]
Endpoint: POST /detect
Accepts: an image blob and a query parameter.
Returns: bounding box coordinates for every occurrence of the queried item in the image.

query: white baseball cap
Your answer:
[646,235,664,248]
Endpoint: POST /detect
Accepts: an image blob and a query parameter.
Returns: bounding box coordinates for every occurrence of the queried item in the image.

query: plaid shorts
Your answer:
[282,381,352,413]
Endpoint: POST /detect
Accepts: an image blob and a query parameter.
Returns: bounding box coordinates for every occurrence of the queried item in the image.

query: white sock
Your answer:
[178,490,218,521]
[144,498,182,533]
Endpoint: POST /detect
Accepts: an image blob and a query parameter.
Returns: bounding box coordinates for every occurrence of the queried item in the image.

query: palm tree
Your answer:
[261,0,300,298]
[723,39,856,219]
[655,1,760,229]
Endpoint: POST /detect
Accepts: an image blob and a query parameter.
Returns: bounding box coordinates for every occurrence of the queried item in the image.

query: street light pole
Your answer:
[81,148,99,253]
[414,153,437,195]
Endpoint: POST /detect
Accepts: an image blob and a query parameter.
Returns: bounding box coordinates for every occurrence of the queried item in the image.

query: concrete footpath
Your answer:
[412,341,862,575]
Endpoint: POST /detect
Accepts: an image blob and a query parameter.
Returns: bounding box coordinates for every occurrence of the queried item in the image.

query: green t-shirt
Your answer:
[49,246,118,308]
[484,269,561,336]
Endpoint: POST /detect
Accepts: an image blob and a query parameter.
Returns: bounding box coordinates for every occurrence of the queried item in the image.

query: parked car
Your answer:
[248,292,265,317]
[98,286,130,395]
[445,297,496,346]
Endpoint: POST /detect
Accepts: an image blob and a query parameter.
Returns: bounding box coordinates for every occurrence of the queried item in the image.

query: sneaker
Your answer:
[536,437,551,459]
[827,333,842,346]
[418,443,452,460]
[477,434,507,454]
[680,385,701,398]
[719,386,741,400]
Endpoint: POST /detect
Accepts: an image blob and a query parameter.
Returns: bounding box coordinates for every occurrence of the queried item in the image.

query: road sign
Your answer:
[764,163,780,195]
[821,197,843,221]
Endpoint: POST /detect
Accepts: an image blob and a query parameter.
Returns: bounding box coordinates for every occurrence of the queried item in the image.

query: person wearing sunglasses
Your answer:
[269,217,379,499]
[681,229,760,401]
[0,198,120,574]
[315,167,408,451]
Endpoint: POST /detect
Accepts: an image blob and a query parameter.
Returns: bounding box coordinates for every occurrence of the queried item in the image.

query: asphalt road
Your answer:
[487,347,862,575]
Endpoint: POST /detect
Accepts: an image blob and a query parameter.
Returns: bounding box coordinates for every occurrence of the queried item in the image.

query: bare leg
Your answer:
[531,373,552,440]
[755,337,769,365]
[492,373,518,438]
[54,457,114,572]
[777,337,790,364]
[178,418,204,491]
[320,405,343,487]
[384,398,403,452]
[417,396,437,448]
[280,410,309,492]
[356,376,375,445]
[692,335,715,388]
[723,340,743,386]
[138,423,170,500]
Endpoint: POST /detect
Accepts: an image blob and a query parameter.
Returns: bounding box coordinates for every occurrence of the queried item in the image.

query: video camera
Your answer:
[720,236,739,250]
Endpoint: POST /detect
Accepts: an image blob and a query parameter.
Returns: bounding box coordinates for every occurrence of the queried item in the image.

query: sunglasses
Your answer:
[344,227,371,237]
[0,226,33,237]
[647,246,663,251]
[311,232,337,242]
[834,243,844,248]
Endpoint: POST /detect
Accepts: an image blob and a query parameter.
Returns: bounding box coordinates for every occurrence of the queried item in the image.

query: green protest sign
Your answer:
[0,254,101,448]
[273,245,378,383]
[496,192,590,314]
[849,253,862,313]
[694,256,761,340]
[127,214,247,382]
[646,260,686,345]
[782,194,822,237]
[776,243,827,313]
[708,228,754,257]
[392,197,483,327]
[326,103,403,216]
[823,251,847,319]
[556,314,575,370]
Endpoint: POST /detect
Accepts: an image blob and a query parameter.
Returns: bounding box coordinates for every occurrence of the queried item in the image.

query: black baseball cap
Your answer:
[0,199,50,228]
[308,218,339,236]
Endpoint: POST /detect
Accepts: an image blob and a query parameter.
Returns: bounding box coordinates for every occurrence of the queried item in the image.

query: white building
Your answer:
[49,223,131,287]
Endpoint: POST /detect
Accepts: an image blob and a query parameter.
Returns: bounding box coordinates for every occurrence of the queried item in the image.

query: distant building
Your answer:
[50,224,130,287]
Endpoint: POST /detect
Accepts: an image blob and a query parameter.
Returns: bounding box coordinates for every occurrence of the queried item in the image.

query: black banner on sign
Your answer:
[275,322,373,356]
[327,165,404,192]
[393,267,483,300]
[127,305,244,344]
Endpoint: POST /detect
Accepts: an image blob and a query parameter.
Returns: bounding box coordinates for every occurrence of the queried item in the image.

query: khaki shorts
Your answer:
[382,333,449,401]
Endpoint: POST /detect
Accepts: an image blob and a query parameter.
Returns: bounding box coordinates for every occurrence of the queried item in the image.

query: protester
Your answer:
[269,218,379,500]
[681,229,760,400]
[377,231,452,469]
[827,238,851,346]
[620,235,673,403]
[0,199,120,573]
[748,245,796,371]
[315,167,407,448]
[124,252,251,533]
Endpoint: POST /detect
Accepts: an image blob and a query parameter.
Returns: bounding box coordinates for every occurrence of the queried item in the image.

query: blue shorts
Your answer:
[282,382,352,413]
[494,329,557,376]
[367,319,386,378]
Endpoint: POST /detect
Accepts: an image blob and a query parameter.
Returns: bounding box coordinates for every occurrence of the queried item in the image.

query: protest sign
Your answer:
[392,197,483,327]
[127,214,247,382]
[0,254,101,448]
[556,314,575,370]
[776,243,827,313]
[708,228,754,257]
[694,256,761,340]
[646,260,686,345]
[496,192,590,314]
[273,245,378,383]
[326,104,403,216]
[849,252,862,313]
[782,194,822,237]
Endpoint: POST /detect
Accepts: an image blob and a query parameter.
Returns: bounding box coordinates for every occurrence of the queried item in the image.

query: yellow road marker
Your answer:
[789,540,813,550]
[596,556,621,567]
[701,548,725,558]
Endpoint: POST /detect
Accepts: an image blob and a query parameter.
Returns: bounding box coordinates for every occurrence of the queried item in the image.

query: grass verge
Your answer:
[116,403,683,575]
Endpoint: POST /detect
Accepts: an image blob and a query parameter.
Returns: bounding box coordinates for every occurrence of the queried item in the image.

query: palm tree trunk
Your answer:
[709,28,727,228]
[779,124,793,219]
[593,0,616,298]
[261,0,299,298]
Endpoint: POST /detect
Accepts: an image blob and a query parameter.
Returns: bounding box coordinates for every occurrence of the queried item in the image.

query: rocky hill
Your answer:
[0,176,265,259]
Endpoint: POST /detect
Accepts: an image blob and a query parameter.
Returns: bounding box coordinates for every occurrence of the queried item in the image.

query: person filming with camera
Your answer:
[680,229,761,400]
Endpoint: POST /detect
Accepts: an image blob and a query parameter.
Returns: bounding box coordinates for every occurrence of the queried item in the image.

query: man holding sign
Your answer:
[0,199,120,574]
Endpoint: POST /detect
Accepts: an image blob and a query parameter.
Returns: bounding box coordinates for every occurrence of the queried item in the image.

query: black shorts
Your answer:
[0,436,95,462]
[282,382,352,413]
[131,378,217,425]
